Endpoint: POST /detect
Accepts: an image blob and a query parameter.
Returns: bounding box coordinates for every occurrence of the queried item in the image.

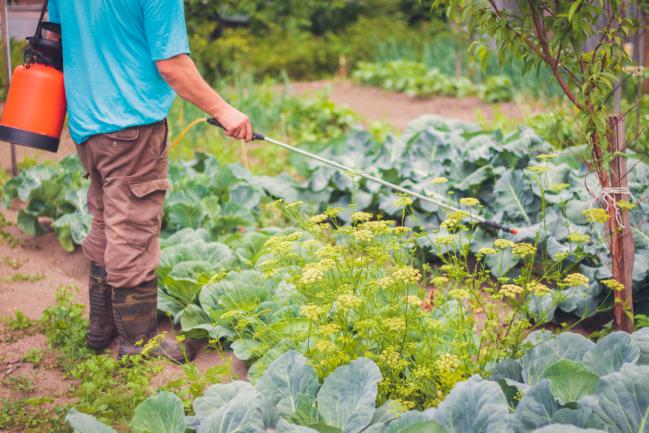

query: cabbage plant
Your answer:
[66,334,649,433]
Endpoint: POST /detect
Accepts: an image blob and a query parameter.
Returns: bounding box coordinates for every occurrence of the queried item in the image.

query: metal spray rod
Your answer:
[206,118,518,234]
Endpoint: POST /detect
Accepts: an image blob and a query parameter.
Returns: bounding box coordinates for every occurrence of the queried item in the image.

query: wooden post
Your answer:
[0,0,17,177]
[607,114,634,332]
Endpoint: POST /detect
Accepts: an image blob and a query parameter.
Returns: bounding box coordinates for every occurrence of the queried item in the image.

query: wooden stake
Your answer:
[0,0,17,177]
[607,114,634,332]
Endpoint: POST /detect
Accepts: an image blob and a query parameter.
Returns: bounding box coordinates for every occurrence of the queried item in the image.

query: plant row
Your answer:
[4,116,649,324]
[352,60,514,102]
[67,329,649,433]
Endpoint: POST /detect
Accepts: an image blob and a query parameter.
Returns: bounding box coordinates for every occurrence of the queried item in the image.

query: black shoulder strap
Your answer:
[34,0,49,38]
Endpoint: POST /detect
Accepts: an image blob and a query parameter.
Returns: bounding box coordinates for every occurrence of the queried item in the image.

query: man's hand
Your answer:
[156,54,253,141]
[213,104,253,141]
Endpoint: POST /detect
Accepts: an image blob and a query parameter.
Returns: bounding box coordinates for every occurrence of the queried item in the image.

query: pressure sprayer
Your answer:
[169,118,518,235]
[0,0,66,153]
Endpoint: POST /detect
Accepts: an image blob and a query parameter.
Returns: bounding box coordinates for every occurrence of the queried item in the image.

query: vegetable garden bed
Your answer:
[3,115,649,432]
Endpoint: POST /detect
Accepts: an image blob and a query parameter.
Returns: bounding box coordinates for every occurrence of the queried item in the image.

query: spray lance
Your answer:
[169,118,518,235]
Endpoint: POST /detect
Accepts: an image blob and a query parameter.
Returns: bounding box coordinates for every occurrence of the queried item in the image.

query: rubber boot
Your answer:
[112,279,195,363]
[86,262,118,350]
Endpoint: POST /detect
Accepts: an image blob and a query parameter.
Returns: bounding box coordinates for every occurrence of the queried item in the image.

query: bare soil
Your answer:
[0,80,530,430]
[288,79,531,130]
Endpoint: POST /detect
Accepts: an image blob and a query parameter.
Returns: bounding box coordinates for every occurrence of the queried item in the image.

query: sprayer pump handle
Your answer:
[207,118,265,141]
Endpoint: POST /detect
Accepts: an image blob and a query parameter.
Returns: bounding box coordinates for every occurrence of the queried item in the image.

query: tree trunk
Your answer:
[606,114,635,332]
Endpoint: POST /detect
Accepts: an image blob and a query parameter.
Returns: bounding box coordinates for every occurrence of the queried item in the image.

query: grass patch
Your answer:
[1,271,45,283]
[3,256,24,269]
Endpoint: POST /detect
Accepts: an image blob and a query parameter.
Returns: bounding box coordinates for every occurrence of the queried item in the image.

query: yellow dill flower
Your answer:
[141,332,166,356]
[564,273,589,287]
[391,266,421,284]
[308,214,328,224]
[316,245,342,259]
[394,196,414,207]
[337,294,362,309]
[601,279,624,292]
[431,276,449,287]
[434,235,457,247]
[617,200,636,211]
[449,288,469,300]
[221,310,241,320]
[526,165,550,174]
[376,276,394,288]
[393,226,411,235]
[317,324,341,336]
[512,242,536,257]
[501,284,524,298]
[431,177,449,184]
[582,208,609,223]
[424,318,444,331]
[361,220,392,234]
[406,295,422,306]
[440,211,469,231]
[384,317,406,332]
[494,239,515,249]
[285,200,304,209]
[459,197,481,207]
[478,247,497,255]
[302,239,321,250]
[379,346,408,370]
[567,231,590,243]
[324,207,344,217]
[554,251,569,261]
[527,281,552,296]
[548,183,570,193]
[355,319,378,331]
[537,153,558,161]
[300,259,335,285]
[300,304,324,320]
[353,229,374,243]
[310,223,331,234]
[314,340,337,352]
[351,211,373,223]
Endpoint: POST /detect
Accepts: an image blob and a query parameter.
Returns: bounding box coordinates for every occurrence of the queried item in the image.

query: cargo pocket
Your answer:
[126,179,171,248]
[103,127,140,143]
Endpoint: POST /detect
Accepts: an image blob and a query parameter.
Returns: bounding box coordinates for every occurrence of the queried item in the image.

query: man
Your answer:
[48,0,253,362]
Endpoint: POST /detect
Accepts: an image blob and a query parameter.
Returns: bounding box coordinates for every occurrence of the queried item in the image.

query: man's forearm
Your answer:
[157,54,226,117]
[156,54,252,140]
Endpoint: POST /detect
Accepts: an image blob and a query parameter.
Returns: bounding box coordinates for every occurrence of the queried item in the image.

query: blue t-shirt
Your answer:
[48,0,190,144]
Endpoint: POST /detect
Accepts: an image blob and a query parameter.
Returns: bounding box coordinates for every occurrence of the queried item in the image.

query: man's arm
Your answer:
[156,54,252,141]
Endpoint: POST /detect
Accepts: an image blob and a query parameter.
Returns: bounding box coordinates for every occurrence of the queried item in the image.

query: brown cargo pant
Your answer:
[75,120,170,289]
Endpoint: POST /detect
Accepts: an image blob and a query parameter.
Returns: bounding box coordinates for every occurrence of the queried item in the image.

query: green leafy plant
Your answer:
[352,59,513,102]
[1,156,91,252]
[65,331,649,432]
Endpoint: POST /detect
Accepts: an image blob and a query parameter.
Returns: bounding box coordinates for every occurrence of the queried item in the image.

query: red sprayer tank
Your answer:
[0,3,65,153]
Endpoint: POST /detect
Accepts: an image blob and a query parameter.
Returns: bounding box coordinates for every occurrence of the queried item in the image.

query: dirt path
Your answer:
[289,80,531,131]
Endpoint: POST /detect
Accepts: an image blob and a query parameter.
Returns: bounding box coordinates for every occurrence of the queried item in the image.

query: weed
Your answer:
[22,348,44,365]
[70,353,162,427]
[40,286,94,368]
[161,356,236,410]
[0,211,19,248]
[5,310,36,331]
[5,374,35,393]
[3,256,23,269]
[636,314,649,329]
[0,396,71,433]
[1,271,45,283]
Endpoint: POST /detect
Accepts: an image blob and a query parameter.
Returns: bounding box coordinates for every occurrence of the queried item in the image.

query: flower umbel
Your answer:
[564,273,589,287]
[582,208,609,223]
